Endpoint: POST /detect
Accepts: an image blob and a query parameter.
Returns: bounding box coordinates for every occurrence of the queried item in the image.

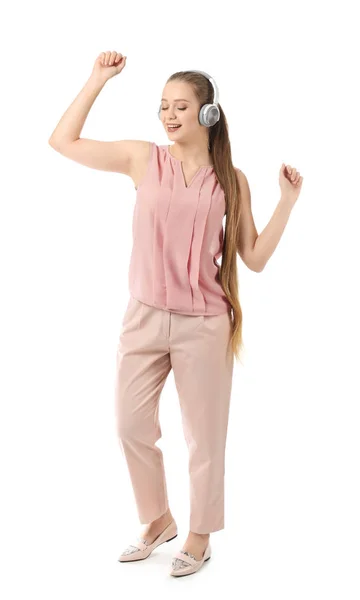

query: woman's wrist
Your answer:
[87,73,108,89]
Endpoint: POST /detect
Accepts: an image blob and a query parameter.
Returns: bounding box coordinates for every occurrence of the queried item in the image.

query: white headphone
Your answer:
[158,70,220,127]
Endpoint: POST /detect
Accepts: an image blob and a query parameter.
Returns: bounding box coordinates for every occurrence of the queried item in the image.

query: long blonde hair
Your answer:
[166,71,244,362]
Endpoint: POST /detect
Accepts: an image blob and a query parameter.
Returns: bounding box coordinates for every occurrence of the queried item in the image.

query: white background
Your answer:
[1,0,359,598]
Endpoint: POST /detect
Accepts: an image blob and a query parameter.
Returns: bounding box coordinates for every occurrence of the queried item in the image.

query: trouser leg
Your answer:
[170,309,234,533]
[114,297,172,523]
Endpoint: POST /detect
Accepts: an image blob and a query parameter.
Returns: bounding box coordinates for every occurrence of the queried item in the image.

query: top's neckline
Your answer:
[166,145,214,169]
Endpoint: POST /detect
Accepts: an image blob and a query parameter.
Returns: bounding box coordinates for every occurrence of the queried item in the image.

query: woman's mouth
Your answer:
[167,124,182,133]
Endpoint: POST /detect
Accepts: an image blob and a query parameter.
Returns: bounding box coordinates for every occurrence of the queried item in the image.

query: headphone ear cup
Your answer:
[158,104,162,119]
[210,105,220,126]
[199,104,220,127]
[198,105,208,126]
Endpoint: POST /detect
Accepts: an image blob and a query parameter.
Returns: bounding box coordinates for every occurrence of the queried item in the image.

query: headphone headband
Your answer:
[187,70,219,105]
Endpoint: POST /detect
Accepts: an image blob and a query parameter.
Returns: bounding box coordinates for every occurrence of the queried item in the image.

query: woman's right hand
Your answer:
[91,51,127,83]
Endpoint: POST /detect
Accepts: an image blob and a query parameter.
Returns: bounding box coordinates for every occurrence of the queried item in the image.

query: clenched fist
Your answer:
[91,51,127,83]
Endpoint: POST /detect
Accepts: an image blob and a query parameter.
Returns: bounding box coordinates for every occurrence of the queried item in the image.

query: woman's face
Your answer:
[160,81,202,141]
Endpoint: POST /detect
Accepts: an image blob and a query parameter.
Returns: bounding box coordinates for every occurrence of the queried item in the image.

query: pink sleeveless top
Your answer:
[128,142,232,316]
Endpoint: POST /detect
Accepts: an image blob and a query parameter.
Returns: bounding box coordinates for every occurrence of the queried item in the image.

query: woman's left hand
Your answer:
[279,163,304,204]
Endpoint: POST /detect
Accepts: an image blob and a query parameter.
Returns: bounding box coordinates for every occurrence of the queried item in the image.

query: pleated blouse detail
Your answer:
[128,142,232,316]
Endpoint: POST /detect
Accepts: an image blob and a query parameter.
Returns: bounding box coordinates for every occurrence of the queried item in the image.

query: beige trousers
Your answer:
[114,296,234,534]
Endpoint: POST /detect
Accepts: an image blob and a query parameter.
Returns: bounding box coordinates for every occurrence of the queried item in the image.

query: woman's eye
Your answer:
[161,107,186,111]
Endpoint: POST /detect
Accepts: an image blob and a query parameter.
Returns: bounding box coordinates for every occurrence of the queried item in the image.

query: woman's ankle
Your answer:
[152,508,173,525]
[189,531,210,538]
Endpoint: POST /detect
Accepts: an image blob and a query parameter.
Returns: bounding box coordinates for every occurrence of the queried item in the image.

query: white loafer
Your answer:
[170,542,211,576]
[118,519,178,562]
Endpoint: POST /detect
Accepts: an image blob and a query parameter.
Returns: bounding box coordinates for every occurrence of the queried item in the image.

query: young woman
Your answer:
[49,50,303,577]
